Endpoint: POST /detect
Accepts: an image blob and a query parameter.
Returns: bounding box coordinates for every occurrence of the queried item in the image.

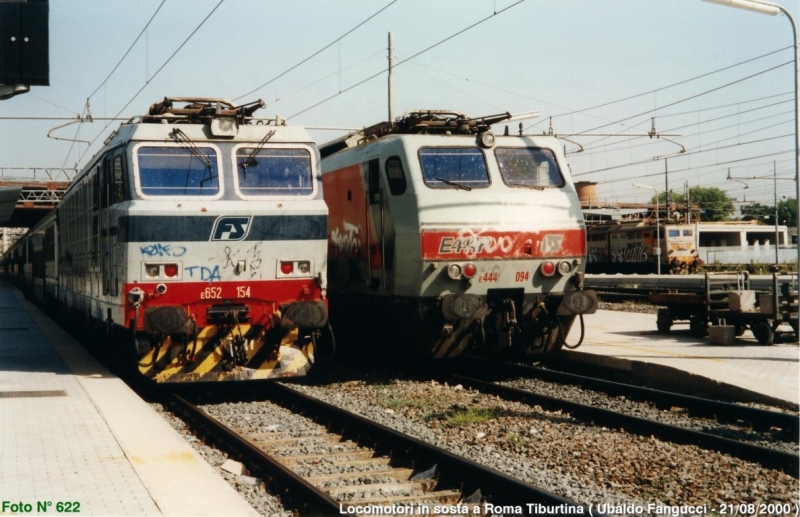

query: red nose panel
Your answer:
[421,229,585,261]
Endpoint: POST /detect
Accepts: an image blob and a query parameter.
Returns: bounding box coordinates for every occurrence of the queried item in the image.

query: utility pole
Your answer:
[387,32,394,122]
[774,160,780,266]
[664,158,669,221]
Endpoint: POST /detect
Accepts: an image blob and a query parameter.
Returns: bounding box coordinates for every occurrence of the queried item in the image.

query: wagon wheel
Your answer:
[656,309,672,334]
[689,315,707,337]
[753,321,774,346]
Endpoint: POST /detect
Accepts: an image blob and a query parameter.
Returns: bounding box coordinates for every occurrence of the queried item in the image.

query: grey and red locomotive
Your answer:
[319,110,597,358]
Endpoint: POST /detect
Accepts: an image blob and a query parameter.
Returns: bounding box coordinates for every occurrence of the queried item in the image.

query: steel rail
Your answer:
[166,393,342,516]
[167,382,599,515]
[479,359,799,434]
[257,382,595,513]
[450,373,799,478]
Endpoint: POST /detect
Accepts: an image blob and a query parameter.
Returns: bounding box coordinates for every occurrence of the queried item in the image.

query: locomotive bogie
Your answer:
[136,324,317,382]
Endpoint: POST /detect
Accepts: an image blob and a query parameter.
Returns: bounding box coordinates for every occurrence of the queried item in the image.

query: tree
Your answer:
[741,202,771,222]
[777,197,797,227]
[737,198,796,227]
[655,187,735,222]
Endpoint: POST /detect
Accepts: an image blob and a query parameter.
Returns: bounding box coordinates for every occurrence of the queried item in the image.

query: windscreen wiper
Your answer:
[240,129,276,177]
[435,177,472,191]
[170,128,217,189]
[170,128,213,169]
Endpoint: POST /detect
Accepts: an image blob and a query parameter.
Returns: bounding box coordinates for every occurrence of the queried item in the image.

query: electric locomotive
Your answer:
[5,97,331,382]
[586,220,700,274]
[320,110,597,358]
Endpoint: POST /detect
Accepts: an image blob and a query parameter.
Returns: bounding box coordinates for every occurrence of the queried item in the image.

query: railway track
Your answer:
[163,382,594,516]
[447,359,799,477]
[464,359,799,432]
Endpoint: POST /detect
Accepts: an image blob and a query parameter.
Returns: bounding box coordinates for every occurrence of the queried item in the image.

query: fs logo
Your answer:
[210,216,252,241]
[540,234,564,253]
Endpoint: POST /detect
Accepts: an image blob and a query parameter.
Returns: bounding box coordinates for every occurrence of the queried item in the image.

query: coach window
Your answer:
[683,229,693,236]
[234,147,312,197]
[112,155,126,203]
[495,148,564,188]
[384,156,407,195]
[668,229,680,238]
[419,148,489,189]
[135,145,221,197]
[101,156,112,208]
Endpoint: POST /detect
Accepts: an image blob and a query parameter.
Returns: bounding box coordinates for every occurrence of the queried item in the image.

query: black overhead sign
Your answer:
[0,0,49,86]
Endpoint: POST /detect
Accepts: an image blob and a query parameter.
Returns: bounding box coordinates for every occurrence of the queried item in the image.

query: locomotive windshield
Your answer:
[136,146,220,196]
[419,148,490,189]
[495,148,564,188]
[235,148,312,196]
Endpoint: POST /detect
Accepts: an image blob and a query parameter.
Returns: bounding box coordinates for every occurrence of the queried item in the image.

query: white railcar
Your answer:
[3,97,332,382]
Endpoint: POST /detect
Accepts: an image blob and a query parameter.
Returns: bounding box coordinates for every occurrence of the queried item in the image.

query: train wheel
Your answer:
[656,309,672,334]
[753,322,774,345]
[689,316,706,337]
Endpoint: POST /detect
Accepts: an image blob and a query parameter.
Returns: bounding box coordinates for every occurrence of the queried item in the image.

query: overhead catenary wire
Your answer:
[404,62,504,112]
[574,134,793,177]
[87,0,166,101]
[524,45,793,130]
[255,50,386,108]
[578,109,794,157]
[233,1,398,102]
[286,0,527,120]
[568,60,793,137]
[578,99,794,154]
[591,149,794,185]
[75,0,226,166]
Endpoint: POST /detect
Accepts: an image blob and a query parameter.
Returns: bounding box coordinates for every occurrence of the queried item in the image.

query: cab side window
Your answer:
[384,156,407,195]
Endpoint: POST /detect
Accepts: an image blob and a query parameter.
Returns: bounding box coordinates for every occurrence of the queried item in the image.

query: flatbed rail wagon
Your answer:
[650,272,798,345]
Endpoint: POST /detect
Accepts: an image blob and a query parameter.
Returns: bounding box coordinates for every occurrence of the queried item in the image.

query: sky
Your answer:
[1,0,798,209]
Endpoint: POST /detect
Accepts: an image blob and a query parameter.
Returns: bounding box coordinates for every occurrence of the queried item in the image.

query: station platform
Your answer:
[0,280,258,517]
[564,309,799,409]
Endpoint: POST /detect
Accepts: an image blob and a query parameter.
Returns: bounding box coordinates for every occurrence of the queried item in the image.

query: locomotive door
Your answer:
[364,158,397,292]
[365,159,384,290]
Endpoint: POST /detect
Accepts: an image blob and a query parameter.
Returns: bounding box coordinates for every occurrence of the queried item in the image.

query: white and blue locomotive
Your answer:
[3,97,331,382]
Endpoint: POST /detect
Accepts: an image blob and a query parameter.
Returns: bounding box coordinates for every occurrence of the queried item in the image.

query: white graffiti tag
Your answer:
[331,221,361,256]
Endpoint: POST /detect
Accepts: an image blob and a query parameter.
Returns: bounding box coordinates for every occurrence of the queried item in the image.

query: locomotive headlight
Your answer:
[164,264,179,278]
[278,259,314,277]
[478,131,496,148]
[210,116,239,137]
[127,287,145,307]
[145,264,160,278]
[462,263,477,279]
[557,261,572,276]
[540,260,556,277]
[447,263,462,280]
